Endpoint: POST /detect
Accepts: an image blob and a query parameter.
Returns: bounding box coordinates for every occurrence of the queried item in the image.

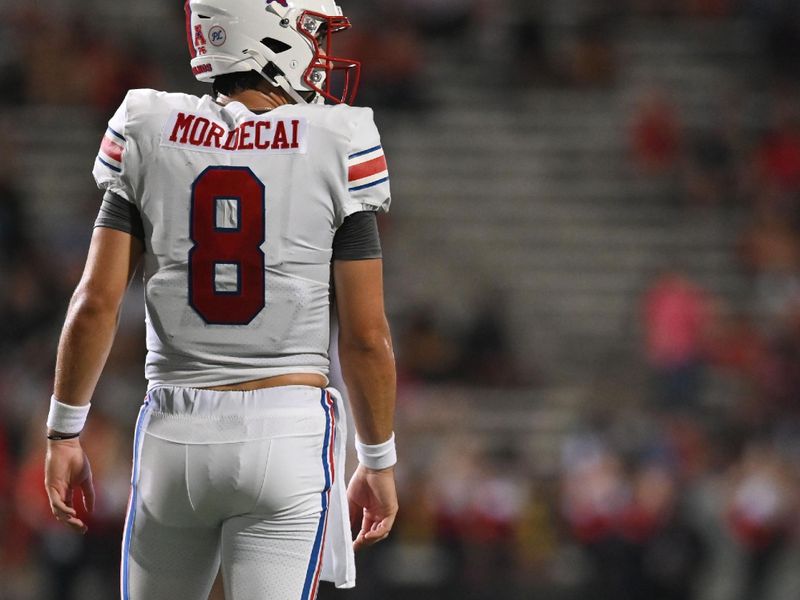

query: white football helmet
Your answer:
[185,0,361,104]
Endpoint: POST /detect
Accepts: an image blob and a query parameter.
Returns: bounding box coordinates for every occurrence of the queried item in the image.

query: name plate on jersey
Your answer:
[161,111,307,154]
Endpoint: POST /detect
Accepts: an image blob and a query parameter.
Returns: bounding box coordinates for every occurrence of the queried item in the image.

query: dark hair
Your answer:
[212,70,266,96]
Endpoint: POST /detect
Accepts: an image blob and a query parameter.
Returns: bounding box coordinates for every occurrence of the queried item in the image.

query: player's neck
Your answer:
[220,88,292,112]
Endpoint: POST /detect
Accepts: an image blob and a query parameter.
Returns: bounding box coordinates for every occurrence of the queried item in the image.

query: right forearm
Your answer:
[339,333,396,445]
[53,227,142,408]
[54,292,120,407]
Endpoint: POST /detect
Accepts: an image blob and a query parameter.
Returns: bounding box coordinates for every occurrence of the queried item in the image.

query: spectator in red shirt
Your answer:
[642,270,714,410]
[631,89,683,176]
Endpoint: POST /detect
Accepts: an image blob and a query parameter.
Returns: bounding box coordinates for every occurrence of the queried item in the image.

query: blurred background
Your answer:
[2,0,800,598]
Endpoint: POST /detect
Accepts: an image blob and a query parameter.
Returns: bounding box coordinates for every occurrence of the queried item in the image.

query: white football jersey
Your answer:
[93,89,391,388]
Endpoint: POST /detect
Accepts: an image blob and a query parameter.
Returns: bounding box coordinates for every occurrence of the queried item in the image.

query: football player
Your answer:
[43,1,398,598]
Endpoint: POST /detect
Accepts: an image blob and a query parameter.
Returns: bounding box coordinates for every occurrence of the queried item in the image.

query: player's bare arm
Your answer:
[334,257,398,550]
[46,227,143,533]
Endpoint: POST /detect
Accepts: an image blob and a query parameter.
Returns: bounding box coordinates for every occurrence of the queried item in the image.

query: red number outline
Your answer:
[188,166,266,325]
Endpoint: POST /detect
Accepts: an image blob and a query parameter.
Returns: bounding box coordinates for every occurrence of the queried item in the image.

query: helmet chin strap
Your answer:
[258,68,320,105]
[248,47,317,105]
[273,73,312,105]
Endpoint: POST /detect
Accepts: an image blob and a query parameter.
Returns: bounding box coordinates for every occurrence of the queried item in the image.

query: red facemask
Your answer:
[297,10,361,105]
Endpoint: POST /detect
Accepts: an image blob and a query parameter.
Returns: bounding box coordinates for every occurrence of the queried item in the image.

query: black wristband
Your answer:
[47,431,81,441]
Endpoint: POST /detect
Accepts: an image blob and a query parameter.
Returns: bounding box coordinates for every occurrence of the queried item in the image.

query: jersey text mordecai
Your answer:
[161,110,307,154]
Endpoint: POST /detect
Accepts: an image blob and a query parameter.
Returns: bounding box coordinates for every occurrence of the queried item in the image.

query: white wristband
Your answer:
[355,433,397,470]
[46,395,91,434]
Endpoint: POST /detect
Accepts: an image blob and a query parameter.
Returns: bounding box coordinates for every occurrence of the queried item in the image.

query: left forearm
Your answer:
[53,291,121,407]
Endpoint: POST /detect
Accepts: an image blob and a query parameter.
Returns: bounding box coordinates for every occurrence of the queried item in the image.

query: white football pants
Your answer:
[120,385,340,600]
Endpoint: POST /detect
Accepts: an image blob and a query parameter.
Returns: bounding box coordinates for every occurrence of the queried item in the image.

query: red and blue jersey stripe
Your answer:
[348,145,388,192]
[98,127,125,173]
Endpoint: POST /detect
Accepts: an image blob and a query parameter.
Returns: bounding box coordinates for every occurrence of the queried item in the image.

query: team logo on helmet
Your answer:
[265,0,289,6]
[209,25,226,46]
[194,24,207,47]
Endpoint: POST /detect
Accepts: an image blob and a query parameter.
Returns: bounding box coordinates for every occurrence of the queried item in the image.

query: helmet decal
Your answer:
[266,0,289,6]
[209,26,226,46]
[194,25,207,48]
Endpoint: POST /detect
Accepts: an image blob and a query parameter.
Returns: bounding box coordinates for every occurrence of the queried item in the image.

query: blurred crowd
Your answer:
[2,1,800,599]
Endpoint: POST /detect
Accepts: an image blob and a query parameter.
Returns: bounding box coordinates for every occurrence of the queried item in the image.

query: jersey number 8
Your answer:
[189,167,266,325]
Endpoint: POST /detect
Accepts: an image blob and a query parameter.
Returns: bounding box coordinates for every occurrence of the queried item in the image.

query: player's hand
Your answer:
[347,464,398,551]
[44,437,95,534]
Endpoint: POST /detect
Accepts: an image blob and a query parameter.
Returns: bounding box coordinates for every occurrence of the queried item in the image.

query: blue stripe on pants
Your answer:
[120,400,151,600]
[299,391,333,600]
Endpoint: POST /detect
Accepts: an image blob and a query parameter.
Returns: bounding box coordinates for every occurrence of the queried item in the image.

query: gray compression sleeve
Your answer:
[94,190,144,240]
[332,211,382,261]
